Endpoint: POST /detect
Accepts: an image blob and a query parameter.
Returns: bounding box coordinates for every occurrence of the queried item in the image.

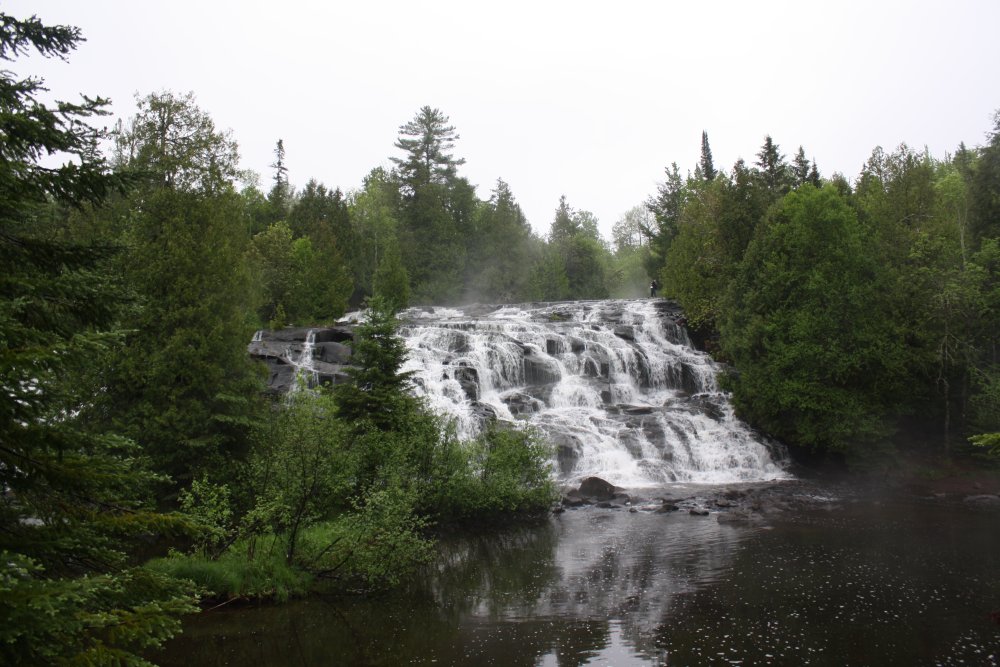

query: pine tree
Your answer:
[755,135,791,195]
[334,298,418,431]
[268,138,291,217]
[792,146,811,186]
[700,131,717,181]
[391,107,469,303]
[0,13,197,664]
[390,106,466,191]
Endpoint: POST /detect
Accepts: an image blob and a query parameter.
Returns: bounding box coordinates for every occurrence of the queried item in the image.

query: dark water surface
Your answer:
[155,491,1000,666]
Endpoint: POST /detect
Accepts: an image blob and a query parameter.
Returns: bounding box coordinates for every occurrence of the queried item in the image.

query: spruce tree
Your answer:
[700,130,717,181]
[755,135,791,196]
[792,146,811,186]
[0,13,197,664]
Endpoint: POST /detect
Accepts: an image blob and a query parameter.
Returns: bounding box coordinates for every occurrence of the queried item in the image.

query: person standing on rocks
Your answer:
[649,279,660,298]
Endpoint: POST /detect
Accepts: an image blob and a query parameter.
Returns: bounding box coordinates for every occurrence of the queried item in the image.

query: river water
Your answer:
[155,493,999,666]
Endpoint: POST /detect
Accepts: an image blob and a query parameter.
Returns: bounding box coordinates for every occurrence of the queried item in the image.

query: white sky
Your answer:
[10,0,1000,239]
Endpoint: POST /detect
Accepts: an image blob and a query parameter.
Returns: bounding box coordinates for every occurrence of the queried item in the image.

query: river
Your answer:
[155,489,999,666]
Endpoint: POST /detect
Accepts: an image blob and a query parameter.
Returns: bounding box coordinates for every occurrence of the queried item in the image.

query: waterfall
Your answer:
[398,299,789,488]
[288,328,318,392]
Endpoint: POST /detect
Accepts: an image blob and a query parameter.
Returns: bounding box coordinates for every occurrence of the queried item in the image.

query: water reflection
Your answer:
[155,499,1000,666]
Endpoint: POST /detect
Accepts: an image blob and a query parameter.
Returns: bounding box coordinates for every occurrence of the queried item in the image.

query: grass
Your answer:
[146,534,313,602]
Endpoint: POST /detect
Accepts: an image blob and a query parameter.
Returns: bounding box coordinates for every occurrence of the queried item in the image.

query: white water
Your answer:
[398,299,789,488]
[288,329,317,393]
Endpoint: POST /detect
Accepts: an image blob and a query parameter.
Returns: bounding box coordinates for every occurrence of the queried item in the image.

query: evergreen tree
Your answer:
[755,135,791,196]
[391,107,471,303]
[700,130,717,181]
[390,106,466,191]
[104,92,262,485]
[808,160,821,187]
[792,146,811,187]
[465,179,537,302]
[335,298,418,431]
[267,138,291,219]
[645,162,685,276]
[373,242,411,313]
[0,13,197,664]
[970,111,1000,245]
[721,185,909,453]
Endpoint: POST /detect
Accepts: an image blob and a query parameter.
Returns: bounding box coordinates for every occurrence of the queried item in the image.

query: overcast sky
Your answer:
[10,0,1000,238]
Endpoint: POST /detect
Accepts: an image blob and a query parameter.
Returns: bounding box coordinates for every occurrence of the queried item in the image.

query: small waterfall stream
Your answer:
[397,299,788,487]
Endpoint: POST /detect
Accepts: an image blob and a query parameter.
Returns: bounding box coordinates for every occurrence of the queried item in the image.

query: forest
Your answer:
[2,11,999,666]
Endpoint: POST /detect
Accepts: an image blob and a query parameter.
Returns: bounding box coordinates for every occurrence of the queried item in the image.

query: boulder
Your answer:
[523,355,561,385]
[315,341,352,365]
[614,325,635,341]
[578,476,618,501]
[454,365,480,401]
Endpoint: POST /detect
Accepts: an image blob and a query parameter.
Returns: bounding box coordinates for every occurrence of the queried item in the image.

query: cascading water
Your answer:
[288,329,318,392]
[397,299,789,487]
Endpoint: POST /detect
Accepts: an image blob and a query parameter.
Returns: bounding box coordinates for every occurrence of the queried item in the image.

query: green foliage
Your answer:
[458,426,557,516]
[3,555,199,666]
[246,389,353,563]
[464,179,540,303]
[147,537,312,602]
[661,179,730,331]
[112,90,243,193]
[301,488,433,589]
[721,185,908,452]
[335,298,418,430]
[969,433,1000,458]
[347,167,402,302]
[0,12,198,664]
[178,477,236,558]
[100,186,262,485]
[373,242,411,312]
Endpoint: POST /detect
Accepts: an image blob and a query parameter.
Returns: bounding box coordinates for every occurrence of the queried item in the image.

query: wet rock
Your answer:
[656,503,679,513]
[454,365,480,401]
[964,494,1000,507]
[265,363,296,394]
[578,476,618,501]
[552,433,583,475]
[315,341,352,364]
[523,355,561,385]
[561,490,587,507]
[614,325,635,341]
[503,391,541,416]
[689,507,710,516]
[469,401,497,426]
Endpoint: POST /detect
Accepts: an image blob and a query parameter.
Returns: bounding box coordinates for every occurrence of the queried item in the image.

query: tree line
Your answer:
[644,127,1000,461]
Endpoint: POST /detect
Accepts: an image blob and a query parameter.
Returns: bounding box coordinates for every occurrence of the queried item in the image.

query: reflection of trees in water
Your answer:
[410,510,753,664]
[154,511,756,666]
